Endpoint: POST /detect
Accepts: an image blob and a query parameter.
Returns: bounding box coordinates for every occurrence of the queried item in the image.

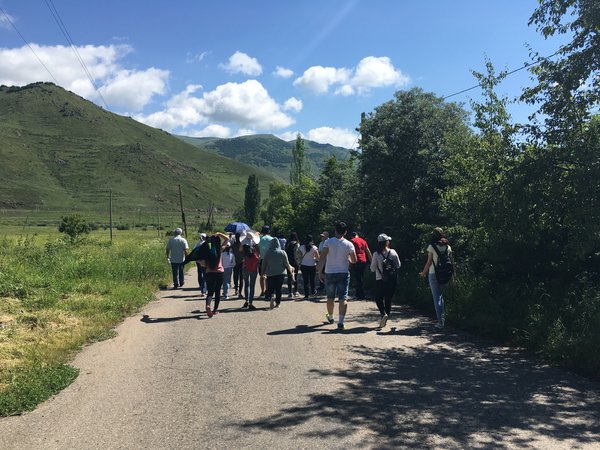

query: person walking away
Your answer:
[298,234,320,299]
[370,233,401,328]
[258,225,274,298]
[194,232,207,295]
[317,222,357,330]
[262,238,295,309]
[349,231,372,299]
[285,232,301,298]
[419,227,456,329]
[221,242,236,299]
[232,232,245,299]
[241,239,259,310]
[317,231,329,291]
[166,227,189,289]
[204,232,230,317]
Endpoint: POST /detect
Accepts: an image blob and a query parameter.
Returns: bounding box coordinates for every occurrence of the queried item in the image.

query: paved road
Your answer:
[1,266,599,449]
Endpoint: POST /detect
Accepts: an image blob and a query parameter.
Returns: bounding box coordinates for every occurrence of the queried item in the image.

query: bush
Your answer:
[58,214,91,240]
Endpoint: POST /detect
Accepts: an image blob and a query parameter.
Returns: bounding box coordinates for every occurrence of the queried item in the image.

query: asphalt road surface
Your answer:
[1,266,599,449]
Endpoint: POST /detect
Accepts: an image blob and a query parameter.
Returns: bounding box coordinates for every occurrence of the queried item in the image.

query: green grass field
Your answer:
[0,225,197,416]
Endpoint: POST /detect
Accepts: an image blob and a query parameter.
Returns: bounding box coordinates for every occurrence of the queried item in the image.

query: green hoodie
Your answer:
[262,238,290,277]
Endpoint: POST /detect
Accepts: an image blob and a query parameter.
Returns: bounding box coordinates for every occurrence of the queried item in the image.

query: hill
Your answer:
[177,134,351,180]
[0,83,277,214]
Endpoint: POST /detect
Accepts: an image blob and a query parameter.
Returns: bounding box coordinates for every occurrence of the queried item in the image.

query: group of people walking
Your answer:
[166,222,456,329]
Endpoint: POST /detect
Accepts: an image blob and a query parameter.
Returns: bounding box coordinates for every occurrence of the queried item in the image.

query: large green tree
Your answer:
[290,133,311,185]
[244,174,261,226]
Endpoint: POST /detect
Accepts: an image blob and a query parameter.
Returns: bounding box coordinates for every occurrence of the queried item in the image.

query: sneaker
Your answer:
[248,304,257,311]
[213,311,219,316]
[379,315,388,328]
[242,301,249,309]
[294,292,300,297]
[325,313,335,324]
[304,295,309,299]
[172,285,178,290]
[337,323,345,331]
[435,322,444,329]
[206,305,213,318]
[224,295,230,300]
[238,294,244,299]
[270,299,275,309]
[287,293,293,298]
[275,302,281,308]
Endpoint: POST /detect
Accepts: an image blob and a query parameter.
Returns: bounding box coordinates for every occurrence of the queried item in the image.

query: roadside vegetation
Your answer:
[0,231,169,416]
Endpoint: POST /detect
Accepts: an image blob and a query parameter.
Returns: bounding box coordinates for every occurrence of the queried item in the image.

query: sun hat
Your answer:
[377,233,392,242]
[320,231,329,238]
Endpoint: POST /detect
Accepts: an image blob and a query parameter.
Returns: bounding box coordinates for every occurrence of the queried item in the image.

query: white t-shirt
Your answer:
[323,237,356,274]
[427,244,452,274]
[221,251,236,269]
[299,244,318,266]
[166,235,189,263]
[370,249,401,281]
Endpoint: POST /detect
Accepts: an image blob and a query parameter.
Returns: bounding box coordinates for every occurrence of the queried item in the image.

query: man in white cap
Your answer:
[166,227,189,289]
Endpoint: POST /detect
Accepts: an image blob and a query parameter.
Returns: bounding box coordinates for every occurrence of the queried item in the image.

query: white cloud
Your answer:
[186,51,210,64]
[293,66,350,94]
[189,124,231,138]
[294,56,409,95]
[135,80,294,132]
[0,11,15,29]
[273,66,294,78]
[307,127,357,148]
[219,51,262,76]
[278,131,301,142]
[99,67,168,111]
[0,43,167,111]
[283,97,303,112]
[233,128,256,137]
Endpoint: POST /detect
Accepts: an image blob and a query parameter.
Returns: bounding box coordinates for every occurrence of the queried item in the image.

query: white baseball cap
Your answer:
[377,233,392,242]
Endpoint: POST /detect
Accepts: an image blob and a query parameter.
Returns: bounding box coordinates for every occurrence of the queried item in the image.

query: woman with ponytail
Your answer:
[204,232,230,318]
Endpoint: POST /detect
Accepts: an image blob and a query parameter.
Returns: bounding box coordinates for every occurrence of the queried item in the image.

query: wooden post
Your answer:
[156,207,160,238]
[109,190,113,241]
[178,184,188,239]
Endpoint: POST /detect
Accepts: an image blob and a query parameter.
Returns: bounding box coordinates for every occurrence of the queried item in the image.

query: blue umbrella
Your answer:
[224,222,250,233]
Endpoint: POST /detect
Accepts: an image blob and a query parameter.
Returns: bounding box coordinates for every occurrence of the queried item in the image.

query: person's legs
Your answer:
[258,260,265,295]
[355,262,366,298]
[384,279,397,317]
[248,272,257,304]
[301,265,310,298]
[337,272,350,324]
[287,270,294,296]
[198,265,207,294]
[325,273,336,320]
[428,273,445,327]
[213,272,224,312]
[266,275,276,308]
[273,274,284,306]
[205,272,217,315]
[177,263,185,287]
[171,263,178,288]
[375,280,385,316]
[308,266,316,295]
[235,263,244,296]
[223,267,233,298]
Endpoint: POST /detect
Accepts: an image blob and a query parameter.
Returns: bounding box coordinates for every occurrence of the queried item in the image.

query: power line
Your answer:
[43,0,111,111]
[442,51,561,100]
[0,6,59,84]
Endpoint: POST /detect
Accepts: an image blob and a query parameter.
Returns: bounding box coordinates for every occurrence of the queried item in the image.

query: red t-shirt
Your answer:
[244,252,259,273]
[351,237,369,264]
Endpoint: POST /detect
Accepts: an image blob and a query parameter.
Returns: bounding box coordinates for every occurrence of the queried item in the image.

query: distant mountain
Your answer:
[177,134,351,180]
[0,82,277,212]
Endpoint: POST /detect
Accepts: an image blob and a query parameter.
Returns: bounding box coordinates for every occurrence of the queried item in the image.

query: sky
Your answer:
[0,1,567,148]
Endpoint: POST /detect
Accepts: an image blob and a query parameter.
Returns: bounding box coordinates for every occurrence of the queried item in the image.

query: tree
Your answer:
[290,133,311,185]
[521,0,600,144]
[244,175,261,226]
[58,214,91,240]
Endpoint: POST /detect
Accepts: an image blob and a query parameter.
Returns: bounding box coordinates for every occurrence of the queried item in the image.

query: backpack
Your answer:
[432,245,453,285]
[285,241,299,265]
[380,251,396,282]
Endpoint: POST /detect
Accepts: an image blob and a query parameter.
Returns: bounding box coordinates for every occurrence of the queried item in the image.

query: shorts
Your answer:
[325,272,350,300]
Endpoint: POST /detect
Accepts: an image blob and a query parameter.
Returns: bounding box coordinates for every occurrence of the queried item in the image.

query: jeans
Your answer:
[266,274,285,305]
[196,262,206,293]
[375,278,396,316]
[325,272,350,300]
[243,270,258,302]
[223,267,233,297]
[350,262,367,298]
[205,272,224,311]
[300,265,316,297]
[233,263,244,293]
[428,273,445,325]
[171,262,185,287]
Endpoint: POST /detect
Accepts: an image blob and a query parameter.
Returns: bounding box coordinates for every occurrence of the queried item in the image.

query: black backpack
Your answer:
[380,251,397,282]
[432,245,453,285]
[285,241,298,265]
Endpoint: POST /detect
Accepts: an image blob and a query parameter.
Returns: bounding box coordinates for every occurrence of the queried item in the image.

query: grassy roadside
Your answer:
[0,232,170,416]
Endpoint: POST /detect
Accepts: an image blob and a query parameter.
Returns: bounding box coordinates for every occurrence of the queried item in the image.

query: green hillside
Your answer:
[0,83,276,214]
[177,134,351,180]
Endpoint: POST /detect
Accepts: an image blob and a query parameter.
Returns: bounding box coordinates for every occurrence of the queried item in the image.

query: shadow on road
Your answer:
[140,314,202,323]
[240,339,600,448]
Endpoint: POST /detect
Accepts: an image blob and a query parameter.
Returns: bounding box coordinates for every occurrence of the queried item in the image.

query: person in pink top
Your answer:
[349,231,372,299]
[204,232,230,318]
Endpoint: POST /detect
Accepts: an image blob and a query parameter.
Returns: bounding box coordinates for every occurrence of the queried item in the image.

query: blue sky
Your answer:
[0,1,566,147]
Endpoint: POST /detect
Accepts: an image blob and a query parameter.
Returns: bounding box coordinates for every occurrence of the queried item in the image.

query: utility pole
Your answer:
[178,184,188,239]
[109,190,113,242]
[156,207,160,238]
